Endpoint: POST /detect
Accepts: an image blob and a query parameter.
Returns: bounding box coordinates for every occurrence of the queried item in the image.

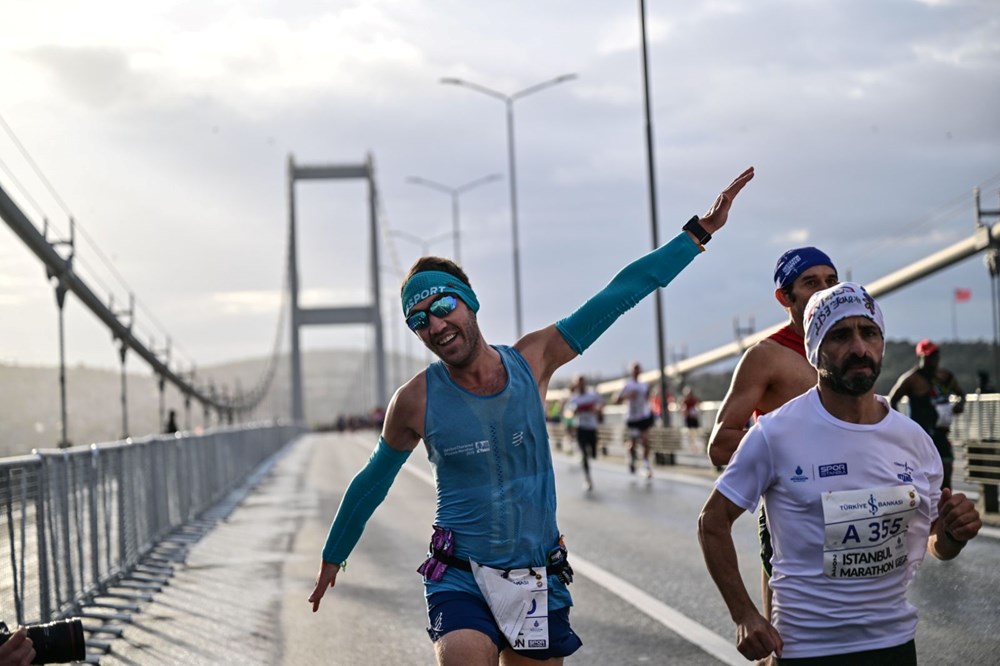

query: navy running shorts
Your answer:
[627,414,655,432]
[426,590,583,660]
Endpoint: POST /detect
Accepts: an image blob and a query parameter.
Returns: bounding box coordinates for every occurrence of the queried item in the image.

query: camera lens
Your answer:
[25,617,85,664]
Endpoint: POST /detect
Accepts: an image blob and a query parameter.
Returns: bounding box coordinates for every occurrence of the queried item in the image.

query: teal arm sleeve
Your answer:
[322,437,412,565]
[555,232,700,354]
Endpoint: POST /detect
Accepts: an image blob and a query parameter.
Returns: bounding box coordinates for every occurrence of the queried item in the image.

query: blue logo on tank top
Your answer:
[894,461,914,483]
[790,465,809,482]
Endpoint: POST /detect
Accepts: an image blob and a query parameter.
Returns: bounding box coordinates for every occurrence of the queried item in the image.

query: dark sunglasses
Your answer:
[406,294,459,331]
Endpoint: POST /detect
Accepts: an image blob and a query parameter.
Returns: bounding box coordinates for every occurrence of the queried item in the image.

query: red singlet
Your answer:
[753,325,806,420]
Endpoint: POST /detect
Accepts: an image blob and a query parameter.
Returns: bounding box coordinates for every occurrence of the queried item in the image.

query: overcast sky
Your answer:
[1,0,998,388]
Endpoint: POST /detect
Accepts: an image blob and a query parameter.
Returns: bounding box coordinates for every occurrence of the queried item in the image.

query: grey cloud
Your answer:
[22,45,149,109]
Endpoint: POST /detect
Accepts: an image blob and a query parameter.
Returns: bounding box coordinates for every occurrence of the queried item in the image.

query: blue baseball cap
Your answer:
[774,247,836,290]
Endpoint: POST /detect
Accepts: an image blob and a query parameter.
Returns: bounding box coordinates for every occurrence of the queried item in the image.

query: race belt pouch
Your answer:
[471,560,549,650]
[417,525,455,582]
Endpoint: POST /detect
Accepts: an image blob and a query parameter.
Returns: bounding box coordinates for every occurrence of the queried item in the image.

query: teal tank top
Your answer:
[422,345,571,609]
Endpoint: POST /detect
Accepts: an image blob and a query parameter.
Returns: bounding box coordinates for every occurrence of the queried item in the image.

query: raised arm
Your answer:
[518,167,755,386]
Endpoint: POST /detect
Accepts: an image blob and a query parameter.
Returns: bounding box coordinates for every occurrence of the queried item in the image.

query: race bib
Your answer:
[821,485,919,579]
[470,560,549,650]
[934,402,953,428]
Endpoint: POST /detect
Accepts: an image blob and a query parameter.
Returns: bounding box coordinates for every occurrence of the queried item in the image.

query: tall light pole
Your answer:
[406,173,503,265]
[638,0,670,425]
[440,73,577,338]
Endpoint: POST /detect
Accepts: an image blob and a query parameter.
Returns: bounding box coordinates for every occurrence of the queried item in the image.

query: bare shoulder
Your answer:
[732,338,787,383]
[744,338,815,411]
[381,371,427,451]
[939,368,962,389]
[715,343,778,419]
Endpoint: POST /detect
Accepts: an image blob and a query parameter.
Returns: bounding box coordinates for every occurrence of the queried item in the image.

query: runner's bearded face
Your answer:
[818,317,883,396]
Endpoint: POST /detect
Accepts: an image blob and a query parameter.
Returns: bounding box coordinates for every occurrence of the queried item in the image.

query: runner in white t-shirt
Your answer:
[697,283,982,664]
[568,375,603,491]
[616,361,654,479]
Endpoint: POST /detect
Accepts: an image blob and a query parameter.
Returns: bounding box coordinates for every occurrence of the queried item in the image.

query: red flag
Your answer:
[954,288,972,303]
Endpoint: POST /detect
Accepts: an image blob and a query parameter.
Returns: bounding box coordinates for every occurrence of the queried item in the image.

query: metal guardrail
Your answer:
[950,393,1000,512]
[948,392,1000,442]
[0,422,305,628]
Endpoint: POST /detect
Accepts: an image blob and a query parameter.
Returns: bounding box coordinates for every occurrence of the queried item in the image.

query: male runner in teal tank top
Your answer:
[308,167,754,666]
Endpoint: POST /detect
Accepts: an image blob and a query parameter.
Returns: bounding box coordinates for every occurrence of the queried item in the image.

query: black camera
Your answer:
[0,618,85,664]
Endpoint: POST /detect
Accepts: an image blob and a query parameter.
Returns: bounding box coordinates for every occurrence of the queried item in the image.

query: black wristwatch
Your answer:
[683,215,712,245]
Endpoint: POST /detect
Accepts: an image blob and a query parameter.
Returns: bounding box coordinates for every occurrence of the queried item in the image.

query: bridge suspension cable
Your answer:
[0,112,289,426]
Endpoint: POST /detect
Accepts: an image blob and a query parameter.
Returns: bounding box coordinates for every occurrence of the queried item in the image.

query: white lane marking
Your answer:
[570,554,745,666]
[375,439,744,664]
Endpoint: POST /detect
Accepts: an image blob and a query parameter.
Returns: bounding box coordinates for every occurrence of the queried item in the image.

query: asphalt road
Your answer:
[95,432,1000,665]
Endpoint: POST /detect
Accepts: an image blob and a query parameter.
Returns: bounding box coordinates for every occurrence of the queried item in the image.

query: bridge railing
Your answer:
[948,392,1000,441]
[0,422,305,626]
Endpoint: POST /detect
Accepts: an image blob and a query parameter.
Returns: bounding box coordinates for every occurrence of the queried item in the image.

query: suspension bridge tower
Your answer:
[286,154,387,422]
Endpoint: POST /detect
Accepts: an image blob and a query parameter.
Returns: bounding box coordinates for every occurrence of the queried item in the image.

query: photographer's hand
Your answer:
[308,560,341,612]
[0,627,35,666]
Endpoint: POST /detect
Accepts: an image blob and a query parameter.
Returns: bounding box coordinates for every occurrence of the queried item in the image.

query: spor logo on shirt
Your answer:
[819,462,848,478]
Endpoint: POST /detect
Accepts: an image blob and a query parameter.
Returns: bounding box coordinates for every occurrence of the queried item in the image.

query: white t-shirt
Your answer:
[569,392,602,430]
[620,380,652,421]
[716,388,942,659]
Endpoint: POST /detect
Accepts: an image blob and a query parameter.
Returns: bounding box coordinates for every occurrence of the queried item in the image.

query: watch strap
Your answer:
[683,215,712,245]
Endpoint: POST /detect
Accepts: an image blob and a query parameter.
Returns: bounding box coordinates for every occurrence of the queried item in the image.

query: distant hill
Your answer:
[0,349,423,458]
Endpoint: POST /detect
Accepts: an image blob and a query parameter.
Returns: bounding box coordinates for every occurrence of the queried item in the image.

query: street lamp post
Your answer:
[406,173,503,266]
[637,0,671,425]
[440,74,577,338]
